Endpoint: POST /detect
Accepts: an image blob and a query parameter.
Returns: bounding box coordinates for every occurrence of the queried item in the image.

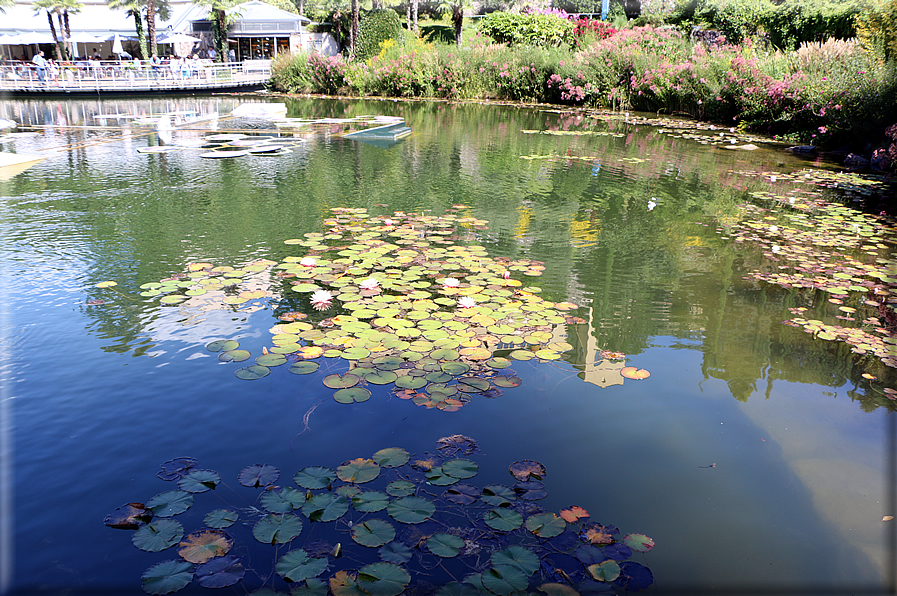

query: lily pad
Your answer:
[178,529,233,563]
[141,559,193,595]
[357,562,411,596]
[387,496,436,524]
[105,503,153,529]
[483,507,523,531]
[481,565,528,595]
[492,546,540,575]
[253,514,304,544]
[509,460,546,481]
[337,458,381,483]
[289,361,320,375]
[352,490,390,512]
[195,555,245,588]
[386,480,416,497]
[622,533,655,553]
[294,466,336,489]
[372,447,411,468]
[481,484,517,506]
[236,365,270,380]
[204,509,238,529]
[352,519,396,547]
[276,549,329,583]
[442,483,480,505]
[379,541,413,564]
[302,493,349,522]
[587,560,621,582]
[238,464,280,488]
[442,458,478,479]
[177,469,220,494]
[132,519,184,552]
[146,490,193,517]
[334,387,372,404]
[323,373,360,389]
[525,513,566,538]
[427,533,465,557]
[261,487,306,513]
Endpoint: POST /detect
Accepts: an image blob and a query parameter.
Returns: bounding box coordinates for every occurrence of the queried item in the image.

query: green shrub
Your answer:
[478,11,575,47]
[761,0,861,51]
[270,52,313,93]
[357,9,405,61]
[857,0,897,61]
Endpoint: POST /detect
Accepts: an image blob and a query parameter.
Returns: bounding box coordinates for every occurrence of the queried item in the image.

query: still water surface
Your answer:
[0,95,894,595]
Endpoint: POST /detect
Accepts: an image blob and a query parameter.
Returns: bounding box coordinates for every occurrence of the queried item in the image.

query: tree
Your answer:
[193,0,241,62]
[0,0,14,12]
[33,0,68,60]
[108,0,147,58]
[436,0,468,46]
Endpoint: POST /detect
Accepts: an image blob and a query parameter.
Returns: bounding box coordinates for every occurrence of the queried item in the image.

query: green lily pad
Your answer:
[483,508,523,531]
[261,487,306,513]
[290,579,330,595]
[395,375,427,389]
[146,490,193,517]
[323,373,360,389]
[204,509,238,529]
[253,513,303,544]
[352,519,396,547]
[387,496,435,524]
[178,469,220,493]
[289,361,320,375]
[141,559,193,595]
[337,458,381,483]
[276,549,329,583]
[364,370,398,384]
[587,560,621,582]
[372,447,411,468]
[352,490,390,512]
[256,354,287,367]
[386,480,416,497]
[207,339,239,352]
[623,533,655,552]
[238,464,280,487]
[481,565,528,595]
[493,376,522,388]
[426,466,460,486]
[294,466,336,489]
[132,519,184,552]
[302,493,349,522]
[219,349,251,362]
[492,546,540,575]
[427,533,465,557]
[442,458,478,479]
[525,513,566,538]
[357,562,411,596]
[509,350,535,361]
[236,365,270,380]
[334,387,372,403]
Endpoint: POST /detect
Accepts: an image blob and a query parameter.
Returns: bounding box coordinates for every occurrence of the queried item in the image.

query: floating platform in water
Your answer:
[0,152,44,180]
[344,121,412,144]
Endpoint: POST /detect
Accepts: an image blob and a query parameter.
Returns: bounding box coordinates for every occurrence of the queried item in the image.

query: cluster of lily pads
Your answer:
[105,436,655,595]
[110,207,656,406]
[723,189,897,369]
[136,133,303,158]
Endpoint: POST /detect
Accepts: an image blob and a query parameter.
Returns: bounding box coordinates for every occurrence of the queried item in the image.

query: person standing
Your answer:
[228,48,236,63]
[32,50,47,83]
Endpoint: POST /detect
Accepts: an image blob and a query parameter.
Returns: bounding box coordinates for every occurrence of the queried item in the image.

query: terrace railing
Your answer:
[0,60,272,93]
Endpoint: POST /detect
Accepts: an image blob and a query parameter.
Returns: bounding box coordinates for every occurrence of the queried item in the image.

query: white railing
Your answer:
[0,60,271,92]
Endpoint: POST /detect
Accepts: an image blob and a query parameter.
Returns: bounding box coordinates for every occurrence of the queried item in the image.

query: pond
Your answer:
[1,95,895,596]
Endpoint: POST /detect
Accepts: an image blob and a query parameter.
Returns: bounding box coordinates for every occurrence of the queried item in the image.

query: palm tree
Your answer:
[108,0,147,58]
[32,0,68,60]
[438,0,468,46]
[58,0,83,58]
[192,0,240,62]
[0,0,14,12]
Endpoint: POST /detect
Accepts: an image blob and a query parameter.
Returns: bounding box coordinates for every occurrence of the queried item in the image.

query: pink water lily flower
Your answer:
[360,277,380,290]
[310,289,333,310]
[300,257,317,267]
[457,296,477,308]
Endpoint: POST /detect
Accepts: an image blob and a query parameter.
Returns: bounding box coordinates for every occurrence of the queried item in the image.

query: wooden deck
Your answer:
[0,61,272,95]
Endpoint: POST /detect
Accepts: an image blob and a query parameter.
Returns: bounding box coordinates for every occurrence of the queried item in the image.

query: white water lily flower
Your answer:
[310,289,333,310]
[769,226,778,233]
[360,277,380,290]
[771,245,781,254]
[300,257,317,267]
[443,277,461,288]
[457,296,477,309]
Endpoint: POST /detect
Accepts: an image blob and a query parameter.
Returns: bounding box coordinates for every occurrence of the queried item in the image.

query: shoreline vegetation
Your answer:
[269,0,897,194]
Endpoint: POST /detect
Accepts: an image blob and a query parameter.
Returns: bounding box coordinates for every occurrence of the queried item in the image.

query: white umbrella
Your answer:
[112,33,123,56]
[68,32,104,59]
[157,33,200,44]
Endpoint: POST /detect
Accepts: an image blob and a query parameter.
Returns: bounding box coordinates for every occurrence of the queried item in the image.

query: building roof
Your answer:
[225,0,309,22]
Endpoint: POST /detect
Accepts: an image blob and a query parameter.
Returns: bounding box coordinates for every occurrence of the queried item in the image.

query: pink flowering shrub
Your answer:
[307,53,351,95]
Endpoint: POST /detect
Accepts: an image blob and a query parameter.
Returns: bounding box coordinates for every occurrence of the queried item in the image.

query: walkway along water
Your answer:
[0,60,271,94]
